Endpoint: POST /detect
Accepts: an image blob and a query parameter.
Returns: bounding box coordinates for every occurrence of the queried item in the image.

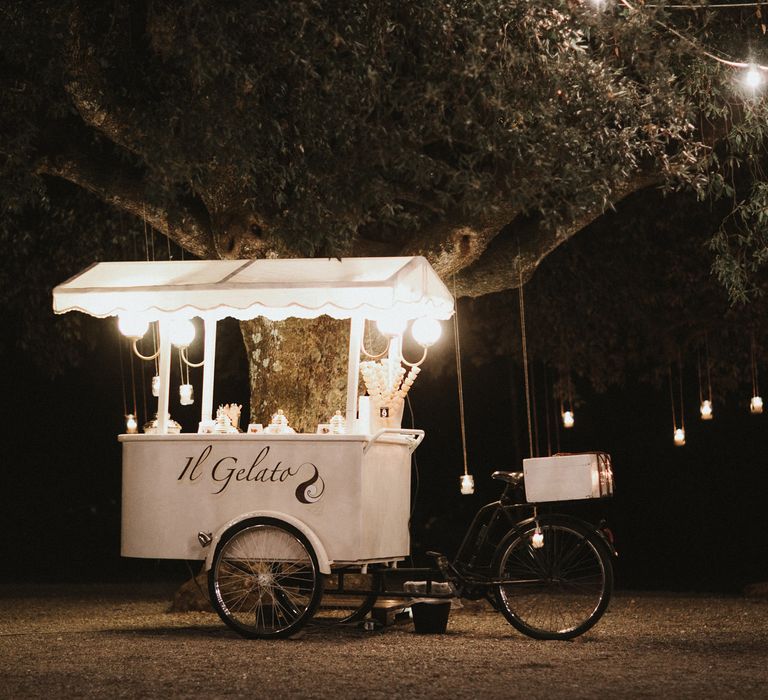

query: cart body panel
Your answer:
[120,433,412,567]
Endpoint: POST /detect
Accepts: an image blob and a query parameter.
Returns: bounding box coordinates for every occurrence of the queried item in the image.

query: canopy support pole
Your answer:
[201,316,217,424]
[388,334,401,393]
[157,318,172,434]
[346,317,363,431]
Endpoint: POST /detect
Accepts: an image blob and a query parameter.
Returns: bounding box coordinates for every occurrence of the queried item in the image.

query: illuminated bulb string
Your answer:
[617,0,768,74]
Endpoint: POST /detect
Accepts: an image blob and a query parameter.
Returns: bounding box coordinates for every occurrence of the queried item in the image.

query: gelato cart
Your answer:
[54,256,615,641]
[53,256,454,637]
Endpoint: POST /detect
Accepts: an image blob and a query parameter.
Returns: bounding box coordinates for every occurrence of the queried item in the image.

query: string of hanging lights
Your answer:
[587,0,768,91]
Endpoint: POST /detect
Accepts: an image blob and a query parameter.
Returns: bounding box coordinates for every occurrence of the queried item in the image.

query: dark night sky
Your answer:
[3,309,767,593]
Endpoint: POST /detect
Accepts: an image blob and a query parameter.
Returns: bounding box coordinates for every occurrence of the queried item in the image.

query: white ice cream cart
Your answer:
[53,256,454,638]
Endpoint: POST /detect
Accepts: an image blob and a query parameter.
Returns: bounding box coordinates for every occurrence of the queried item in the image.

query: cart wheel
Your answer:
[492,517,613,640]
[315,569,381,624]
[208,517,324,639]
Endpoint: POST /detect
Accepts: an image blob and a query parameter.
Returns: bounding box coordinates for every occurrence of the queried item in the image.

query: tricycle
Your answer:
[53,256,615,639]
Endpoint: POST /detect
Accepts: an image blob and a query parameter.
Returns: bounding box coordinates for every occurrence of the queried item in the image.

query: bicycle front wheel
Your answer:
[208,517,324,639]
[493,517,613,640]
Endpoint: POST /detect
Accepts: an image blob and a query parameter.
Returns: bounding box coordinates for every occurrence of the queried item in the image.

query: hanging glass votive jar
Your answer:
[179,383,194,406]
[700,400,713,421]
[750,395,763,414]
[531,525,545,549]
[151,374,160,397]
[673,427,686,446]
[562,409,574,429]
[125,414,138,434]
[460,474,475,495]
[330,410,346,434]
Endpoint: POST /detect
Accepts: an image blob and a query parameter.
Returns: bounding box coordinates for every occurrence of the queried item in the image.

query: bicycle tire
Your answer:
[492,515,613,640]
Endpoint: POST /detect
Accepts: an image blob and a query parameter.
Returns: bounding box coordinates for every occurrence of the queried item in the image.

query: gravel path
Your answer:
[1,584,767,699]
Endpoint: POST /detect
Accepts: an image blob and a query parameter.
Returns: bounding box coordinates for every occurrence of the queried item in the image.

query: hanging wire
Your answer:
[543,364,553,457]
[518,263,534,460]
[678,352,685,432]
[129,343,138,418]
[530,358,540,457]
[117,331,128,417]
[751,331,760,396]
[705,333,713,403]
[697,345,705,406]
[452,277,469,478]
[141,354,148,423]
[554,379,562,454]
[669,364,678,432]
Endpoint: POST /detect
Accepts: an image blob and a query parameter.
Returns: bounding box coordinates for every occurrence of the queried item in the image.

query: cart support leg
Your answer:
[157,318,172,434]
[346,317,363,430]
[201,316,217,423]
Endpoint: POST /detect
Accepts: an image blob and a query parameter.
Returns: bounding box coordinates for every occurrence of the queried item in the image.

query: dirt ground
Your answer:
[1,583,767,699]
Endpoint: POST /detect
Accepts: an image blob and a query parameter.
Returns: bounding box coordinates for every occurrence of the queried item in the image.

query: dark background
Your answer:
[3,311,766,593]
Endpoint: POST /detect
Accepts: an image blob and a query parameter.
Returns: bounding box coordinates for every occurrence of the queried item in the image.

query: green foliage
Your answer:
[2,0,768,376]
[461,186,768,398]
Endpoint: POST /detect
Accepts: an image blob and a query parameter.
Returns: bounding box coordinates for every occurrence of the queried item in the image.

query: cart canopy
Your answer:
[53,256,454,322]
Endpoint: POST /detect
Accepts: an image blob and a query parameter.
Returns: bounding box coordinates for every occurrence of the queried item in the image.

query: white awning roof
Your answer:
[52,257,454,322]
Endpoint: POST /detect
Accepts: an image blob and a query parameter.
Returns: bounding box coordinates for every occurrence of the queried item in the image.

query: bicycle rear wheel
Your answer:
[492,517,613,640]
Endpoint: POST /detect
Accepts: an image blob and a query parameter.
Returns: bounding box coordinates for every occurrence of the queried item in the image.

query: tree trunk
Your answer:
[240,316,351,433]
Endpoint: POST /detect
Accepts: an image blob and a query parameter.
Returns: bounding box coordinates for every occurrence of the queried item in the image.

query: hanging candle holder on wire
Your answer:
[750,333,763,414]
[117,320,140,434]
[560,360,575,429]
[453,277,474,495]
[698,336,714,421]
[177,319,202,406]
[670,358,686,446]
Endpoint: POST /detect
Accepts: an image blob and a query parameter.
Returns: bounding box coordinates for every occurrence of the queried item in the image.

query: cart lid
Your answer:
[52,256,454,322]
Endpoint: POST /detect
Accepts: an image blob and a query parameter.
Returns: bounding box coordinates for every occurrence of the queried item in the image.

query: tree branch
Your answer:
[37,150,216,258]
[64,4,148,158]
[397,204,521,278]
[454,174,663,296]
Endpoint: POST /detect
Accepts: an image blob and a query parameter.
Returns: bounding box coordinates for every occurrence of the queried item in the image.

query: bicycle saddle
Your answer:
[491,471,524,486]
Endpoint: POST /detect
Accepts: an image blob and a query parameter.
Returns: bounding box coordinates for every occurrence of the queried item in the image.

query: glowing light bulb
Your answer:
[562,410,574,429]
[118,313,149,339]
[750,395,763,414]
[460,473,475,495]
[151,374,160,397]
[531,526,544,549]
[169,318,195,348]
[744,65,764,92]
[674,427,686,446]
[411,318,442,347]
[700,400,713,420]
[376,317,407,338]
[179,383,194,405]
[125,414,138,434]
